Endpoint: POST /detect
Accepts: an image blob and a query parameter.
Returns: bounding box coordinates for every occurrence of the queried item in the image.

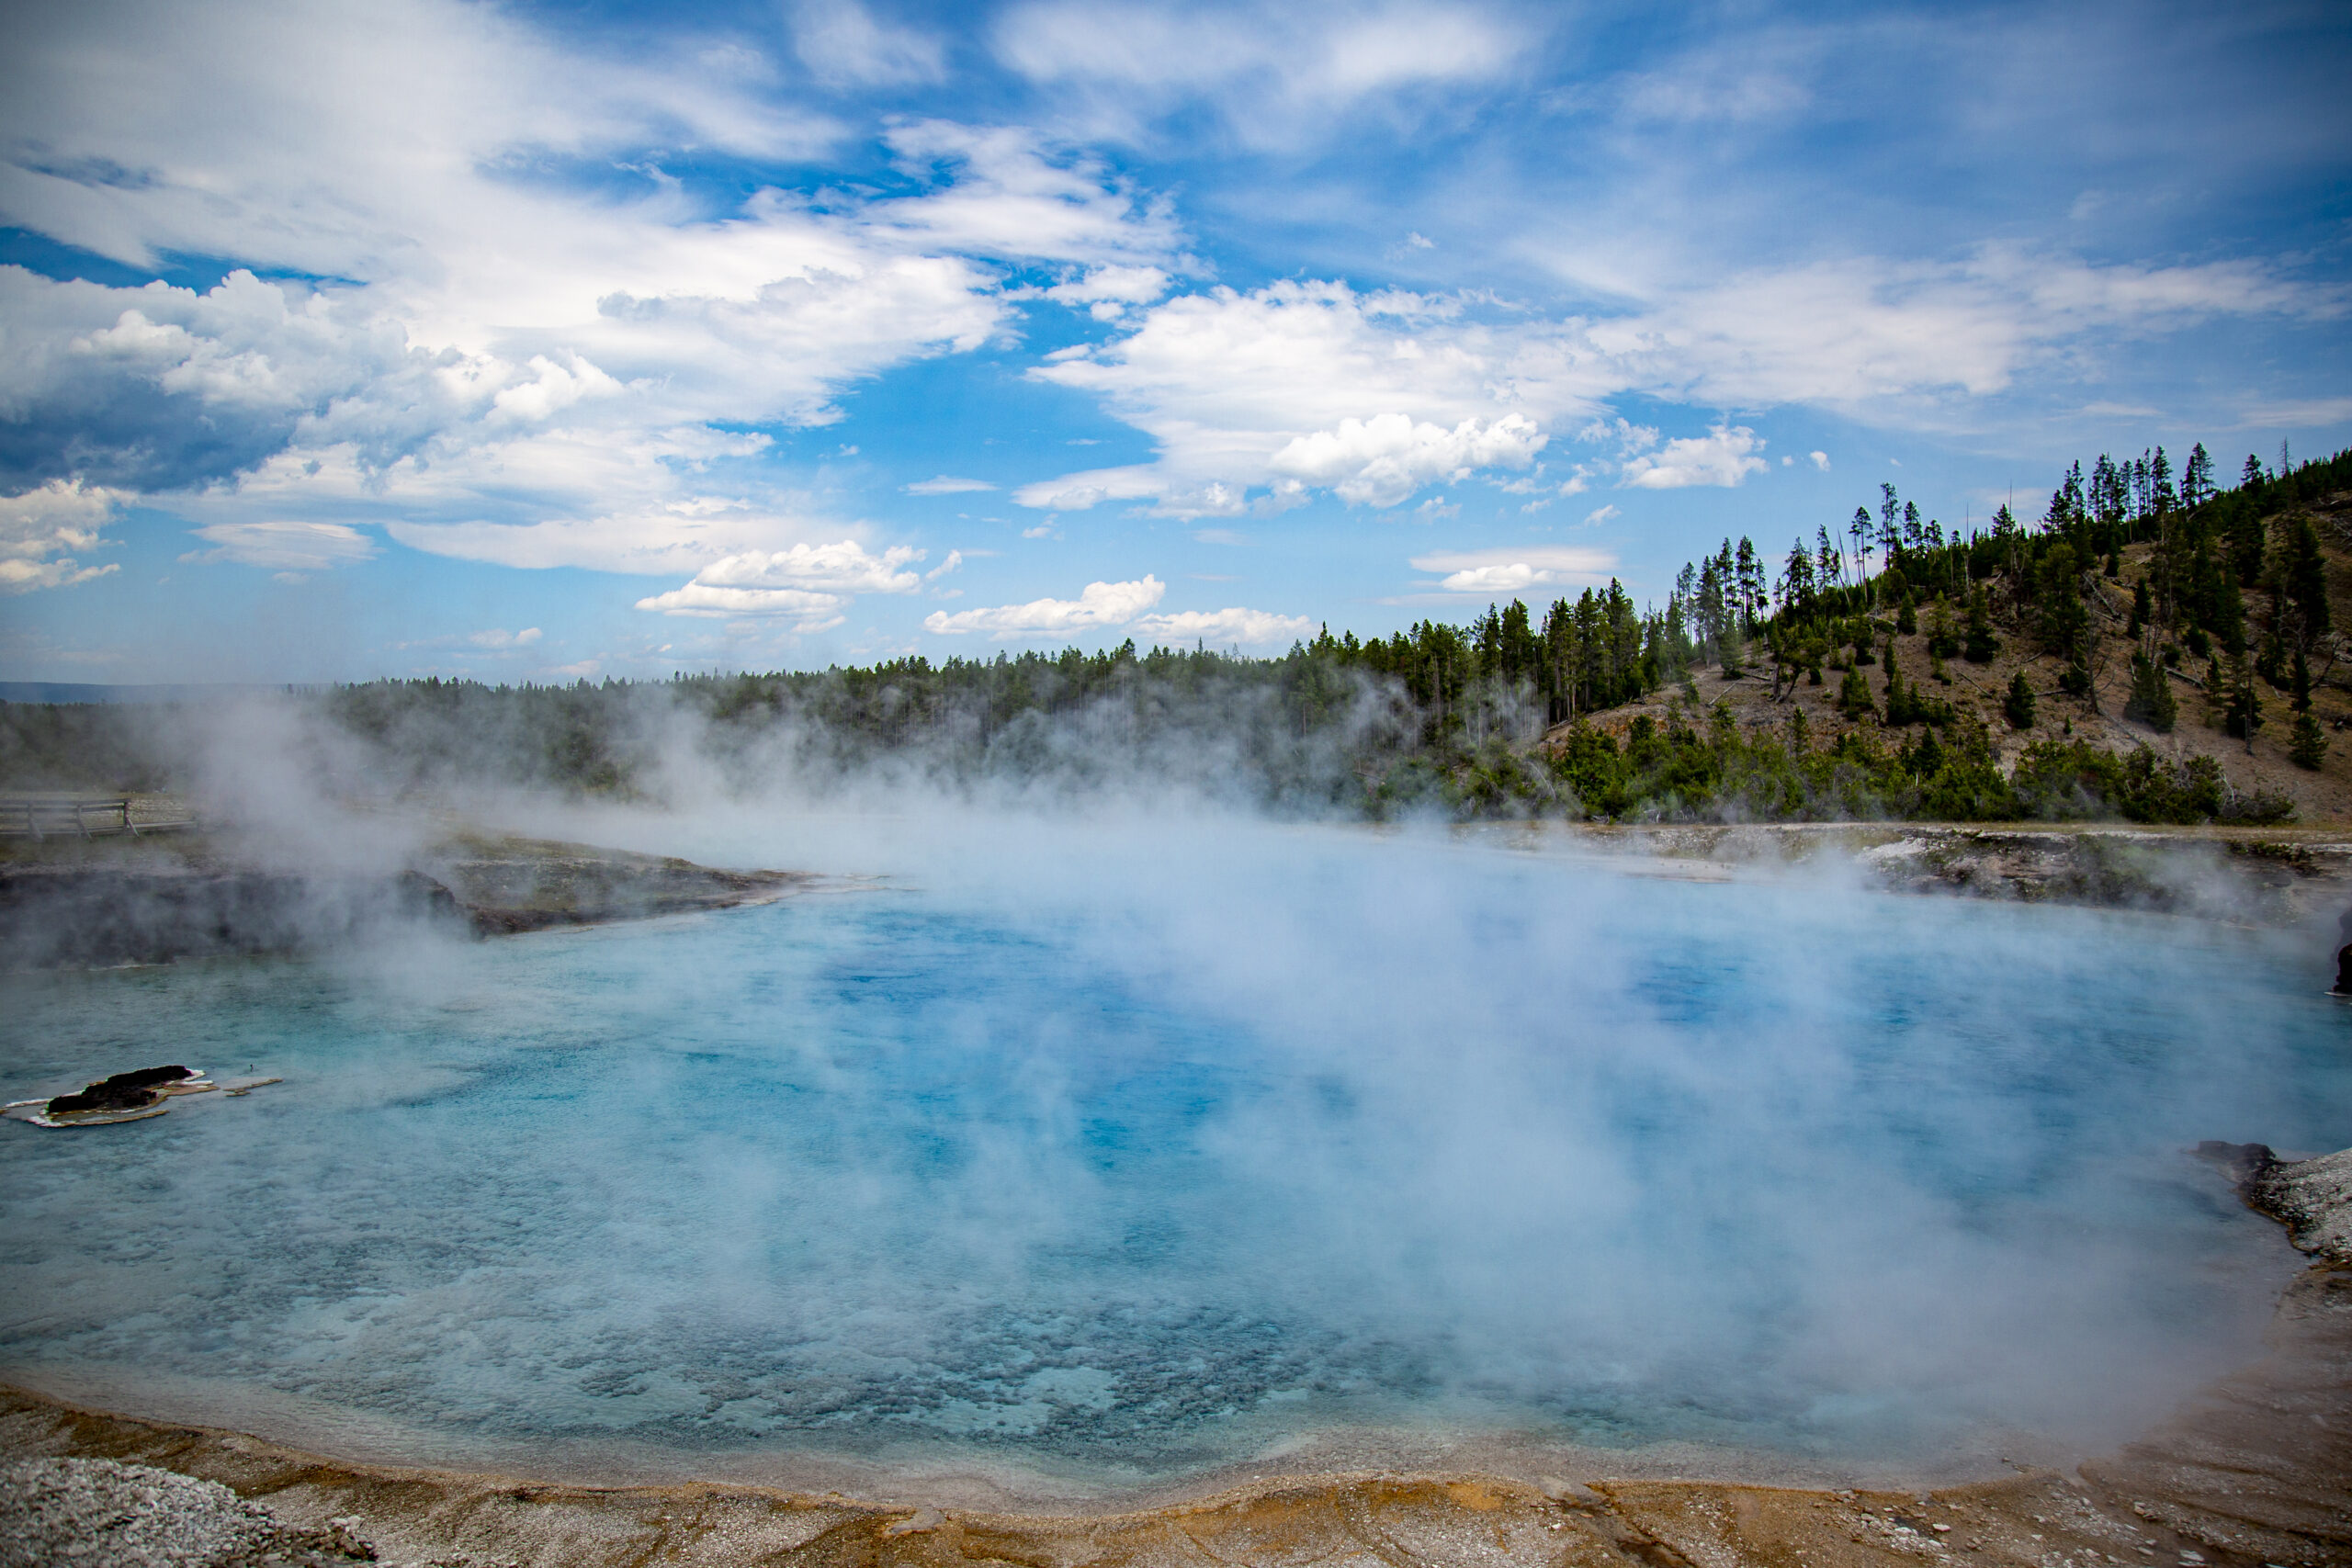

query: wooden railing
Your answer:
[0,795,135,838]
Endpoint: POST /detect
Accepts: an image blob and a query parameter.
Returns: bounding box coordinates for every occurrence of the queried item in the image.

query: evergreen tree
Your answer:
[2225,656,2264,751]
[2183,444,2214,511]
[2005,671,2038,729]
[2290,711,2329,771]
[2129,578,2151,637]
[2243,453,2267,489]
[1779,537,1816,616]
[2292,648,2312,712]
[1816,525,1843,588]
[2124,654,2177,733]
[1838,664,1876,722]
[1927,596,1960,659]
[1964,587,2001,663]
[2039,542,2089,663]
[2283,517,2331,649]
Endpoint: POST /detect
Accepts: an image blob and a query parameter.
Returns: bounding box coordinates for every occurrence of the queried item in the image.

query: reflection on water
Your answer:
[2,823,2346,1486]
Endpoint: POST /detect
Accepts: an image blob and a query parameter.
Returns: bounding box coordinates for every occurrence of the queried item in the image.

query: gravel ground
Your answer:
[0,1459,379,1568]
[2256,1145,2352,1264]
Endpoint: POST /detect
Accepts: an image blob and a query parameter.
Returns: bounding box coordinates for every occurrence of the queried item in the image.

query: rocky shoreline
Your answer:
[1563,821,2352,925]
[0,832,811,968]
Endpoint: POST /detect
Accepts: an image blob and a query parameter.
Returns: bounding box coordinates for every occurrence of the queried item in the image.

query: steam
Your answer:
[0,691,2347,1493]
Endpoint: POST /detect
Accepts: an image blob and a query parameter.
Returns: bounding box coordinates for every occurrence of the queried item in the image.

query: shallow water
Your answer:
[3,821,2347,1494]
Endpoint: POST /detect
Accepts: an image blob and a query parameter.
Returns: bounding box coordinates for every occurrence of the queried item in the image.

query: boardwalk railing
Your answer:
[0,795,137,839]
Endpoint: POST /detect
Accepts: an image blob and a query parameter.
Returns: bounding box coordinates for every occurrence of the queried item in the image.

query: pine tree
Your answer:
[2290,712,2329,770]
[2183,444,2214,511]
[2292,648,2312,711]
[2284,517,2331,649]
[2124,654,2177,733]
[1964,587,2001,663]
[2226,657,2264,751]
[2129,578,2151,637]
[1838,664,1876,722]
[2005,671,2038,729]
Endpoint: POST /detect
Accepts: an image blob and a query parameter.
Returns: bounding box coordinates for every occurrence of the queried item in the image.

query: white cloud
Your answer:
[632,583,846,622]
[689,541,927,594]
[1810,450,1830,470]
[992,1,1529,148]
[0,478,119,592]
[1019,281,1611,516]
[0,5,1187,570]
[183,520,378,570]
[468,626,542,649]
[1045,265,1172,306]
[792,0,946,85]
[1619,424,1769,489]
[1269,412,1545,507]
[1130,606,1314,647]
[1582,503,1620,525]
[1410,545,1614,595]
[635,539,927,620]
[924,549,965,581]
[924,574,1164,637]
[2235,396,2352,429]
[906,476,998,494]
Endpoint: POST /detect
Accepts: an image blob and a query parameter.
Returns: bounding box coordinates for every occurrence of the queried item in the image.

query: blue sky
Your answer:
[2,0,2347,683]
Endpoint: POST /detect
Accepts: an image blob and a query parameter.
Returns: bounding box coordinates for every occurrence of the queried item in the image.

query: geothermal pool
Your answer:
[3,822,2348,1495]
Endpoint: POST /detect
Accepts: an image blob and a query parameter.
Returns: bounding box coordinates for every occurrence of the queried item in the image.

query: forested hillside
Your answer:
[5,446,2348,825]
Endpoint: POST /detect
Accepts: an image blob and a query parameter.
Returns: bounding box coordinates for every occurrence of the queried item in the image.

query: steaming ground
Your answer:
[1,815,2346,1497]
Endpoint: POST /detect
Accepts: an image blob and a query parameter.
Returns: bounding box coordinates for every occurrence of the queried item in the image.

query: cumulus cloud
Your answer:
[924,574,1165,636]
[182,520,378,570]
[687,541,926,594]
[1130,606,1315,646]
[1618,423,1769,489]
[1045,265,1173,307]
[469,626,542,648]
[0,3,1186,570]
[632,583,847,622]
[636,540,927,619]
[1810,450,1831,470]
[0,478,119,592]
[906,476,998,494]
[1409,544,1614,595]
[1269,412,1545,506]
[1019,280,1611,516]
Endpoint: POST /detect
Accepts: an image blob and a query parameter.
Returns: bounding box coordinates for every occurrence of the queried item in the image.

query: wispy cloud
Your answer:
[182,520,377,571]
[1410,544,1614,594]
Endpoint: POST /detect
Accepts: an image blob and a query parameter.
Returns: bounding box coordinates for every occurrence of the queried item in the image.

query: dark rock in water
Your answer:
[2196,1139,2352,1265]
[2335,942,2352,994]
[2193,1139,2278,1195]
[45,1065,196,1116]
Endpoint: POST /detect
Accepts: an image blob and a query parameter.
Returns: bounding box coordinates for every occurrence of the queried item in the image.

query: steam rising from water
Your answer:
[3,815,2346,1492]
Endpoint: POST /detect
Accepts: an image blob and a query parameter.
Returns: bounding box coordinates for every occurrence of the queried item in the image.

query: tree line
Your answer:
[3,445,2342,824]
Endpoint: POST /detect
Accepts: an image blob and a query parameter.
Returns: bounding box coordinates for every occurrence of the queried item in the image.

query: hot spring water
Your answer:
[3,822,2347,1494]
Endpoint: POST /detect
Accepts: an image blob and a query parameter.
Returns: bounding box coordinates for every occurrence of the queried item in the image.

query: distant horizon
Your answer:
[4,0,2347,688]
